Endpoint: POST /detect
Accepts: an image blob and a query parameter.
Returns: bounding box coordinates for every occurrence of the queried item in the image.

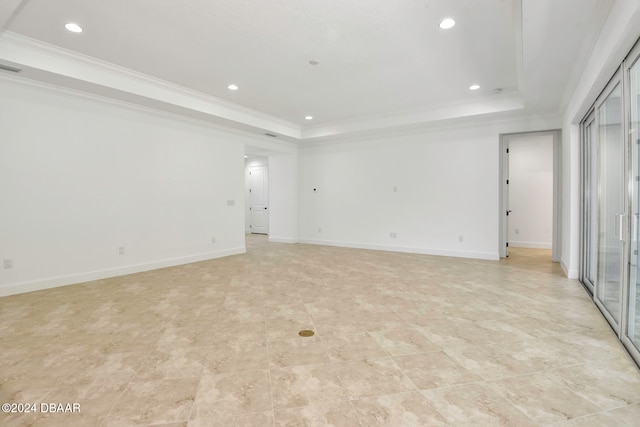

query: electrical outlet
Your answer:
[211,237,216,243]
[118,247,125,255]
[390,232,397,238]
[393,186,398,192]
[458,235,464,242]
[318,227,322,234]
[3,259,12,269]
[227,200,235,206]
[515,228,520,234]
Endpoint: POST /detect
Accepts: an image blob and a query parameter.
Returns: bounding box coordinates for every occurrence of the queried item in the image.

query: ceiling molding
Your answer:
[301,90,525,140]
[299,110,563,149]
[0,0,28,30]
[0,71,299,151]
[2,0,603,145]
[564,0,640,124]
[0,31,302,138]
[1,29,531,142]
[558,0,614,115]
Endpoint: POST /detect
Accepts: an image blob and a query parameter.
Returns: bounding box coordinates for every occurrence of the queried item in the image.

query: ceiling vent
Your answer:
[0,64,22,73]
[264,133,278,138]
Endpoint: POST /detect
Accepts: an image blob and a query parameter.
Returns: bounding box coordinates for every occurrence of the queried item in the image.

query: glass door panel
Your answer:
[595,82,623,325]
[628,55,640,351]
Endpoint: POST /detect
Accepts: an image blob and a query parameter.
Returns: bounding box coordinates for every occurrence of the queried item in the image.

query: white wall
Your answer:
[269,153,298,243]
[8,1,636,291]
[0,78,248,296]
[507,133,554,249]
[298,117,560,260]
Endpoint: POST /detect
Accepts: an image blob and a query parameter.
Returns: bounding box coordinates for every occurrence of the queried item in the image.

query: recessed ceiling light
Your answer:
[305,116,313,120]
[227,84,238,91]
[438,18,456,30]
[469,84,480,90]
[65,23,83,33]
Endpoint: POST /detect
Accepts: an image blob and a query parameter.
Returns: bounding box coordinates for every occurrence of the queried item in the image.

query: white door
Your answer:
[249,166,269,234]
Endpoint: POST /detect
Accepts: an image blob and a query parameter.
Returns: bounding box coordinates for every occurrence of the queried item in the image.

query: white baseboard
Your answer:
[0,247,246,297]
[560,258,579,279]
[509,241,552,249]
[268,236,298,243]
[298,239,499,261]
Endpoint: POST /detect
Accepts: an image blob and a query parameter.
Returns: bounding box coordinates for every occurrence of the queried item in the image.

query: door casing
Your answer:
[249,165,269,235]
[499,130,562,261]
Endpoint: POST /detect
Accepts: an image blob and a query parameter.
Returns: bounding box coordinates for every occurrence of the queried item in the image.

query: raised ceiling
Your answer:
[0,0,612,140]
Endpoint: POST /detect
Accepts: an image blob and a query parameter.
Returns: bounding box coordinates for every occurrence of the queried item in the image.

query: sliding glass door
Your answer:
[594,78,624,327]
[582,40,640,365]
[626,46,640,359]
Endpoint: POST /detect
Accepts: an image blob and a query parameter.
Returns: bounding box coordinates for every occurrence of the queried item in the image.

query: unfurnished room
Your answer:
[2,1,640,426]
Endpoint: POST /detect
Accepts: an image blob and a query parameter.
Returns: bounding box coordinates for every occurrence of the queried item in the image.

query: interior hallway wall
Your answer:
[298,117,560,260]
[0,79,248,296]
[268,153,298,243]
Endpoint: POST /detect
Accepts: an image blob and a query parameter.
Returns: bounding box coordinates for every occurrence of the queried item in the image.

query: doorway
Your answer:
[499,130,561,260]
[245,156,269,235]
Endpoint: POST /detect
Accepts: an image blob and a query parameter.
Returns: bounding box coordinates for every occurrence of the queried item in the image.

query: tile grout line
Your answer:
[5,236,640,426]
[264,317,276,427]
[307,297,366,426]
[184,372,205,425]
[544,402,639,425]
[98,342,159,427]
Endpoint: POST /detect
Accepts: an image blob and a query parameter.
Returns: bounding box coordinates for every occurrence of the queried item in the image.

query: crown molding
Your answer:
[298,110,562,149]
[559,0,615,118]
[300,90,526,140]
[0,29,556,144]
[0,31,302,138]
[0,71,298,151]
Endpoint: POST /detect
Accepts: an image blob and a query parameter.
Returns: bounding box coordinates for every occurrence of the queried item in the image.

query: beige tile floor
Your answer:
[1,235,640,426]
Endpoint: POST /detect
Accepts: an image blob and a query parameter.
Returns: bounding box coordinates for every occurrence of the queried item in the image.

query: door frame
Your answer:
[580,108,597,295]
[499,130,562,261]
[622,39,640,366]
[249,164,269,234]
[245,156,269,235]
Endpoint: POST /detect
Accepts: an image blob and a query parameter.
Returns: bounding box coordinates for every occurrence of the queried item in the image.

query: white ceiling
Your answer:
[0,0,613,140]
